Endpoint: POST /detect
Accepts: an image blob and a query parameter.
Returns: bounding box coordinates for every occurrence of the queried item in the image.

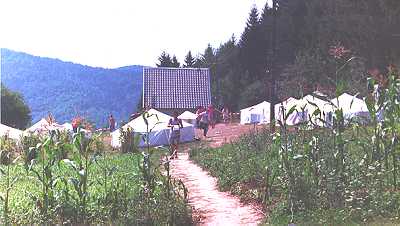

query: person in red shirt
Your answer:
[109,114,116,132]
[207,105,216,129]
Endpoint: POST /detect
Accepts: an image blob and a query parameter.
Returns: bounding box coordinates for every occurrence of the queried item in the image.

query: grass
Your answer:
[189,70,400,225]
[0,130,192,225]
[190,125,400,225]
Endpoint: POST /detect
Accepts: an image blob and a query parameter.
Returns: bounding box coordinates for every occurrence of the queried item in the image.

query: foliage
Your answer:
[119,126,140,153]
[0,129,192,224]
[183,51,195,68]
[190,1,400,111]
[0,136,19,165]
[157,51,173,67]
[171,55,180,68]
[1,83,31,129]
[1,49,143,127]
[190,70,400,225]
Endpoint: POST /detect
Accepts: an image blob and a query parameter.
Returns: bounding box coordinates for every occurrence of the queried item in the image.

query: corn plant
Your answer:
[60,129,100,223]
[0,150,20,226]
[119,126,141,153]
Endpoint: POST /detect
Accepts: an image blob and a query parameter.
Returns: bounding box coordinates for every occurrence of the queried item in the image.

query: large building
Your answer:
[143,67,211,114]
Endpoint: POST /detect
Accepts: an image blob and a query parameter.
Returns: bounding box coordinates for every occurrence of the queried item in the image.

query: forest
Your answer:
[158,0,400,111]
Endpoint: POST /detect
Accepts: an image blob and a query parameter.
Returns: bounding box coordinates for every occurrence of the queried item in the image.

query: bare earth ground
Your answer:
[170,122,266,225]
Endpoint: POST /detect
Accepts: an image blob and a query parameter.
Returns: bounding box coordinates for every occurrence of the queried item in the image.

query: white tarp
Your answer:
[25,119,83,135]
[274,97,309,125]
[178,111,198,124]
[297,94,334,127]
[240,101,271,125]
[0,124,24,141]
[111,109,195,148]
[62,123,73,132]
[330,93,369,120]
[25,118,65,134]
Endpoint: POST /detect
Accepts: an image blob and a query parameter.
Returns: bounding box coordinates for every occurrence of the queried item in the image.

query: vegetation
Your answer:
[0,115,192,224]
[183,51,195,68]
[157,1,400,110]
[1,49,143,127]
[1,83,31,129]
[189,69,400,225]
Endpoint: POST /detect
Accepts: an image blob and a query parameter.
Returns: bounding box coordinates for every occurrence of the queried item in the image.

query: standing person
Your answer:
[72,117,79,133]
[207,105,216,129]
[195,106,204,128]
[197,110,209,138]
[109,114,115,132]
[168,111,183,159]
[222,106,230,123]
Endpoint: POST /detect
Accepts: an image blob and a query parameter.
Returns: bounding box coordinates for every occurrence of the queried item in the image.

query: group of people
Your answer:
[167,105,230,159]
[195,105,230,138]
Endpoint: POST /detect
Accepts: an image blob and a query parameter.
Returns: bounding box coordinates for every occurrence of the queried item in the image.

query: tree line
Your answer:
[157,0,400,111]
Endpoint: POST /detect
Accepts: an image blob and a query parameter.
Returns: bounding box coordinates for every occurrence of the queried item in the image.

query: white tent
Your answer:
[240,101,271,125]
[25,118,65,134]
[274,97,307,125]
[0,124,24,141]
[296,94,334,127]
[178,111,198,124]
[62,123,73,132]
[111,109,195,148]
[330,93,369,120]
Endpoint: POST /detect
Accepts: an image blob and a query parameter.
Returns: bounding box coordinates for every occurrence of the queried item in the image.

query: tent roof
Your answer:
[0,124,24,140]
[331,93,368,113]
[275,97,298,108]
[25,118,64,133]
[113,109,193,134]
[240,101,271,112]
[178,111,197,120]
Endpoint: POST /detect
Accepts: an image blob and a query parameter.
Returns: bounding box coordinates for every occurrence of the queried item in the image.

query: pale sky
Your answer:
[1,0,269,68]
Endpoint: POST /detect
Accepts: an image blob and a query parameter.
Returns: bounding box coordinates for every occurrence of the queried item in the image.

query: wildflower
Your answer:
[329,43,351,59]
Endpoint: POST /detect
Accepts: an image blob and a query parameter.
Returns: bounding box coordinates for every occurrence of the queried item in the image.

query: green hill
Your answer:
[1,48,143,127]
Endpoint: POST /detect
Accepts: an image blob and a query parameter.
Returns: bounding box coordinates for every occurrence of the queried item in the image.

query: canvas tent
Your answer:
[25,118,67,134]
[178,111,198,125]
[294,94,334,127]
[330,93,369,121]
[274,97,308,125]
[111,109,195,148]
[240,101,271,125]
[0,124,24,141]
[26,118,61,134]
[268,93,335,127]
[62,123,73,132]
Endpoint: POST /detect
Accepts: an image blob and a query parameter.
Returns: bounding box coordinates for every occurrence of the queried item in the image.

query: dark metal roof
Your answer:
[143,67,211,109]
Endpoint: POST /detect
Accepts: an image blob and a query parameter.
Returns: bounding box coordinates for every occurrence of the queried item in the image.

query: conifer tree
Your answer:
[239,6,266,81]
[183,51,195,68]
[156,51,173,67]
[171,55,180,68]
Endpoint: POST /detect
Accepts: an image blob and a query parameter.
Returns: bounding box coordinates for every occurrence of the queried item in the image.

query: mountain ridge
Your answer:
[1,48,144,127]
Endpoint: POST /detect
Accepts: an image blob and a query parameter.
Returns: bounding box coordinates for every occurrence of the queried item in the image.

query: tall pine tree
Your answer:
[156,51,173,67]
[171,55,180,68]
[239,6,267,82]
[184,51,195,68]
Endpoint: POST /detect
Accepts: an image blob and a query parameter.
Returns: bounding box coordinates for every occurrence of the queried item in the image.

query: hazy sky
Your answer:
[1,0,269,68]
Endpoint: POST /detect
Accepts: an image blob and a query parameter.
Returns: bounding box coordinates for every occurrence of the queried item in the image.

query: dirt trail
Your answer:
[170,123,265,225]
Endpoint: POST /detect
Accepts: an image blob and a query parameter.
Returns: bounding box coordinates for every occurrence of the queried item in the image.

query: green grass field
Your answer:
[0,132,192,225]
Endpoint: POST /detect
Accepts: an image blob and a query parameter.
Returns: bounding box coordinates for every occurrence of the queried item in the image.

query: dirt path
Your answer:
[170,123,265,225]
